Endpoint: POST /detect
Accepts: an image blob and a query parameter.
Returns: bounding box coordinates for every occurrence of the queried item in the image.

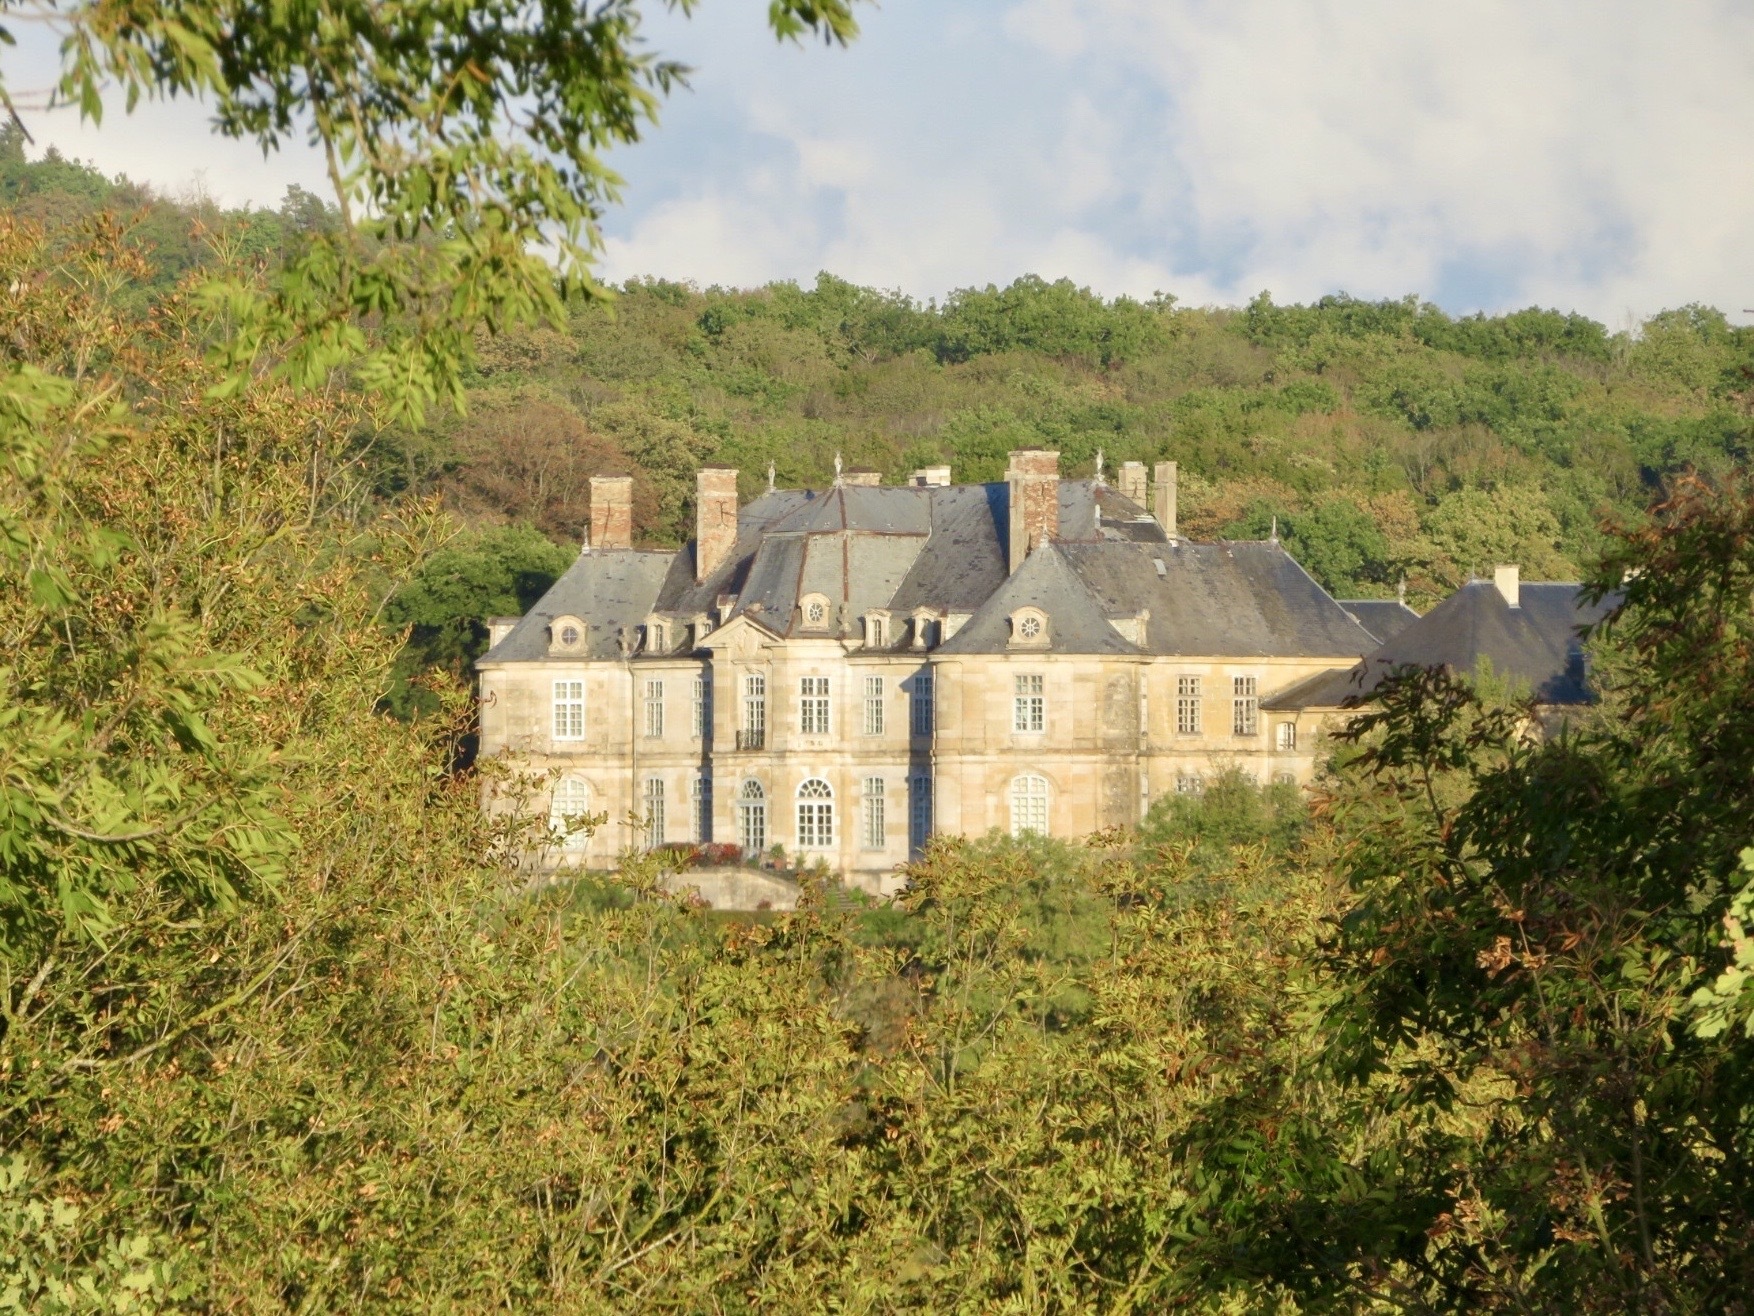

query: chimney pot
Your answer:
[1153,461,1178,539]
[695,467,739,583]
[587,474,634,551]
[1494,563,1521,608]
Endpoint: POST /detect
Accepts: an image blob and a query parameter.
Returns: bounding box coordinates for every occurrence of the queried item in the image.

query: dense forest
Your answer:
[5,103,1754,1315]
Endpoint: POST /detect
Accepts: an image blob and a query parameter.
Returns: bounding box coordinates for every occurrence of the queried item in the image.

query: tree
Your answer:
[3,0,864,419]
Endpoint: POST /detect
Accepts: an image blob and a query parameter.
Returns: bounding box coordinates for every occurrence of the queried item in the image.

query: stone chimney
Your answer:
[1153,461,1178,539]
[1118,461,1148,507]
[1494,563,1520,608]
[695,467,739,583]
[587,474,633,551]
[485,617,519,648]
[910,465,951,487]
[1007,449,1060,574]
[844,468,882,486]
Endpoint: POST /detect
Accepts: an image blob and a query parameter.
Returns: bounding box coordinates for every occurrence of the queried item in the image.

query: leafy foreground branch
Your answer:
[4,219,1754,1311]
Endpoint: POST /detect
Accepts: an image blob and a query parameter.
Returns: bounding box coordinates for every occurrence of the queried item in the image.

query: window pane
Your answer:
[1013,673,1044,733]
[644,678,665,738]
[1176,675,1201,735]
[1010,774,1049,836]
[911,674,934,736]
[643,778,665,848]
[862,777,886,848]
[863,676,885,736]
[552,679,586,740]
[1232,675,1258,736]
[909,775,932,851]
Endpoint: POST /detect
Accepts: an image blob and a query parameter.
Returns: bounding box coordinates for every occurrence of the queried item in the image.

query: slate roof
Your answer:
[479,474,1379,665]
[1339,598,1422,644]
[1265,581,1617,709]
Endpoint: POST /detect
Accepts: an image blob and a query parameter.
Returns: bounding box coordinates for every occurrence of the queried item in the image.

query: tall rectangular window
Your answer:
[911,673,933,736]
[800,676,830,735]
[741,673,766,749]
[861,777,886,849]
[643,777,665,848]
[1276,721,1297,752]
[909,775,932,851]
[1013,674,1044,733]
[1232,675,1259,736]
[692,673,709,739]
[552,679,585,740]
[692,775,711,843]
[1176,676,1202,735]
[643,678,665,739]
[863,676,885,736]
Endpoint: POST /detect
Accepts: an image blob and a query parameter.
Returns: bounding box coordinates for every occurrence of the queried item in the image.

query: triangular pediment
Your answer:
[700,612,782,654]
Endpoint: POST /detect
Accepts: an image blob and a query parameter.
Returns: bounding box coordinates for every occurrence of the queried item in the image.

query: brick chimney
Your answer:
[1494,563,1520,608]
[1118,461,1147,507]
[1007,449,1060,574]
[588,474,633,551]
[696,467,739,583]
[1153,461,1178,539]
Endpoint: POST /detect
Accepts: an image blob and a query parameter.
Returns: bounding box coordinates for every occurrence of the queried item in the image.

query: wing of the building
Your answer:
[476,453,1385,891]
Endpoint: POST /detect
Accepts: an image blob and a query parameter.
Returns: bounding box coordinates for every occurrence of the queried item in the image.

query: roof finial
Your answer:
[1270,515,1279,544]
[833,451,843,485]
[767,461,776,493]
[1094,448,1105,485]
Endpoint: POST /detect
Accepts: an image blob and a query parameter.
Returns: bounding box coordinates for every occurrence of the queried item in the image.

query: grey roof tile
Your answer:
[1338,599,1423,644]
[937,542,1141,655]
[479,550,674,664]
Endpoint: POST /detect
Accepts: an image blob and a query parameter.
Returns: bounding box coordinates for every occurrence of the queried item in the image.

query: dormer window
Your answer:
[911,609,937,650]
[865,611,891,648]
[1009,607,1049,648]
[691,614,712,646]
[800,593,831,630]
[549,615,588,655]
[646,618,670,652]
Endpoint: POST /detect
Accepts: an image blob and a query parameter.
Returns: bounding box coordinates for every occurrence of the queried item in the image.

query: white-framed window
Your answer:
[643,678,665,739]
[797,778,834,848]
[737,779,767,855]
[1273,771,1297,787]
[861,776,886,849]
[643,777,666,849]
[800,676,830,735]
[866,614,888,647]
[911,673,934,736]
[550,776,592,852]
[1175,774,1205,796]
[909,775,932,851]
[552,679,586,740]
[692,774,711,843]
[743,673,766,736]
[1013,674,1045,733]
[692,673,710,739]
[863,676,885,736]
[1010,773,1049,836]
[1232,675,1259,736]
[1176,676,1202,735]
[1276,721,1297,752]
[801,594,831,629]
[647,620,669,652]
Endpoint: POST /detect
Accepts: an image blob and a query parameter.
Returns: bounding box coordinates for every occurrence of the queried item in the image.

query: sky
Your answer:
[6,0,1754,324]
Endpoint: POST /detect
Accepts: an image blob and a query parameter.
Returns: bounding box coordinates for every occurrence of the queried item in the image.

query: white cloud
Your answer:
[8,0,1754,321]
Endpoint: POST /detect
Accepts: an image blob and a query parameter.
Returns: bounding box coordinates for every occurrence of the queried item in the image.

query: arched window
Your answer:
[550,776,593,852]
[1010,773,1049,837]
[737,779,767,856]
[797,778,835,848]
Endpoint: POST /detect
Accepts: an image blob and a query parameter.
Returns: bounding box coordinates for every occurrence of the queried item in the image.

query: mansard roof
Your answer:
[478,471,1378,665]
[935,539,1379,658]
[478,549,674,664]
[1264,581,1617,709]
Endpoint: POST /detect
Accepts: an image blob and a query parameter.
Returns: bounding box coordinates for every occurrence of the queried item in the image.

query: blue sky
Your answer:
[7,0,1754,323]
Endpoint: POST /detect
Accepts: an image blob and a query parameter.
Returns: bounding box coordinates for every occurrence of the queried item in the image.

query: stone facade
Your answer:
[476,452,1381,895]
